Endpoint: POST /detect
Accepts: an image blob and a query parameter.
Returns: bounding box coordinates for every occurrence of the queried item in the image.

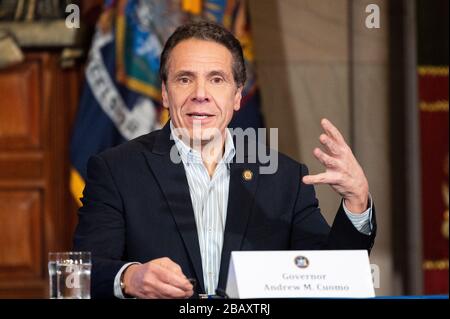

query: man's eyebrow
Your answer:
[208,70,231,79]
[173,70,196,78]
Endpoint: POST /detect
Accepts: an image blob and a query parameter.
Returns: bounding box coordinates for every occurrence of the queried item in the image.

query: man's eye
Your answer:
[178,77,190,84]
[211,77,224,84]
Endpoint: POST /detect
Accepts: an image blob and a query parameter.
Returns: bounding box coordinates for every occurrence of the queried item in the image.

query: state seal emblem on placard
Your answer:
[294,256,310,269]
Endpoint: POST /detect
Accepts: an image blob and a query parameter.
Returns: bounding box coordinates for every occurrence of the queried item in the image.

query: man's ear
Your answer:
[233,86,243,112]
[161,82,169,109]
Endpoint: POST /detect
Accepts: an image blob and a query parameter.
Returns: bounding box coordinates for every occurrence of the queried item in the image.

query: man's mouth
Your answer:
[186,112,215,120]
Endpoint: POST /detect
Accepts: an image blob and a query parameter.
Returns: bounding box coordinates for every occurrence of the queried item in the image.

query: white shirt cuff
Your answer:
[342,193,373,235]
[113,262,140,299]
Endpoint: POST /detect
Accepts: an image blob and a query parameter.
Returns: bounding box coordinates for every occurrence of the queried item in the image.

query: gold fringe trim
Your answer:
[423,259,449,271]
[160,108,170,126]
[182,0,202,15]
[420,100,449,112]
[124,77,162,101]
[418,66,449,77]
[70,168,84,207]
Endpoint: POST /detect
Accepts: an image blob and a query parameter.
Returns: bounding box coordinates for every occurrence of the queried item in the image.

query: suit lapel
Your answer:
[142,124,205,293]
[217,161,259,290]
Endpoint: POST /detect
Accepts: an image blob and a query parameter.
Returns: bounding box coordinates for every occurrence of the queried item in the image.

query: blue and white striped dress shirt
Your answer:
[171,122,236,295]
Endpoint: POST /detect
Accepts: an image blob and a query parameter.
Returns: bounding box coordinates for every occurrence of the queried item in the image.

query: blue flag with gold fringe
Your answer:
[70,0,264,204]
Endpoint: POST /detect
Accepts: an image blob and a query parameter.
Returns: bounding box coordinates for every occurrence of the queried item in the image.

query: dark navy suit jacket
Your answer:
[73,123,377,298]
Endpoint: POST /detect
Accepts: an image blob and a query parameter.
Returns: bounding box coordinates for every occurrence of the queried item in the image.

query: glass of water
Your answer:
[49,251,91,299]
[48,252,61,299]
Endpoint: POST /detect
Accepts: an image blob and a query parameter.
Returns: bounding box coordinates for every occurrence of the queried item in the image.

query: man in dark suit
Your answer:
[73,21,376,299]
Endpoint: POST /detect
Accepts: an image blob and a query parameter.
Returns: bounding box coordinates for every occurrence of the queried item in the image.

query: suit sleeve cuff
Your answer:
[342,193,373,235]
[113,262,140,299]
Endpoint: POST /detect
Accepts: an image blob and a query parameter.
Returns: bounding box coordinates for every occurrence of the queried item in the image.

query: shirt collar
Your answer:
[170,121,235,167]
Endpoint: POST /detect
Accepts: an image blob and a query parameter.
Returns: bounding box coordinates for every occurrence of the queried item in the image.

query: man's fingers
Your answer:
[320,134,342,156]
[164,261,184,276]
[321,118,345,144]
[153,281,193,299]
[303,172,342,185]
[157,257,178,269]
[154,265,193,292]
[302,173,329,185]
[154,258,189,283]
[148,258,193,294]
[313,148,338,168]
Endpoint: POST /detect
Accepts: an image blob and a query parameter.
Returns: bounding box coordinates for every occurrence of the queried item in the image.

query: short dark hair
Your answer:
[160,20,246,87]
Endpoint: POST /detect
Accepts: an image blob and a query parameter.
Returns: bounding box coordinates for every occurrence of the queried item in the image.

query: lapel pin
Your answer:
[243,169,253,181]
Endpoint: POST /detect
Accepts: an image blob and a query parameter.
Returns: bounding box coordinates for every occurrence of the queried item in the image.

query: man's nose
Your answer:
[192,80,209,103]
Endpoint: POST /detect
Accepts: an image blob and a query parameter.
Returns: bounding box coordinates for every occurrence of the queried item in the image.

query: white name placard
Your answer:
[226,250,375,299]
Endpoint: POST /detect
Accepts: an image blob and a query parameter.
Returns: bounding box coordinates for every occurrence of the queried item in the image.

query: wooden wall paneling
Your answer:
[0,52,84,298]
[0,60,41,149]
[0,54,46,298]
[0,191,42,278]
[0,1,93,298]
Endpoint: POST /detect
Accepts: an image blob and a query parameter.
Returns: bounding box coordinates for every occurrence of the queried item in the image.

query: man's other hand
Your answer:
[122,257,194,299]
[302,118,369,213]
